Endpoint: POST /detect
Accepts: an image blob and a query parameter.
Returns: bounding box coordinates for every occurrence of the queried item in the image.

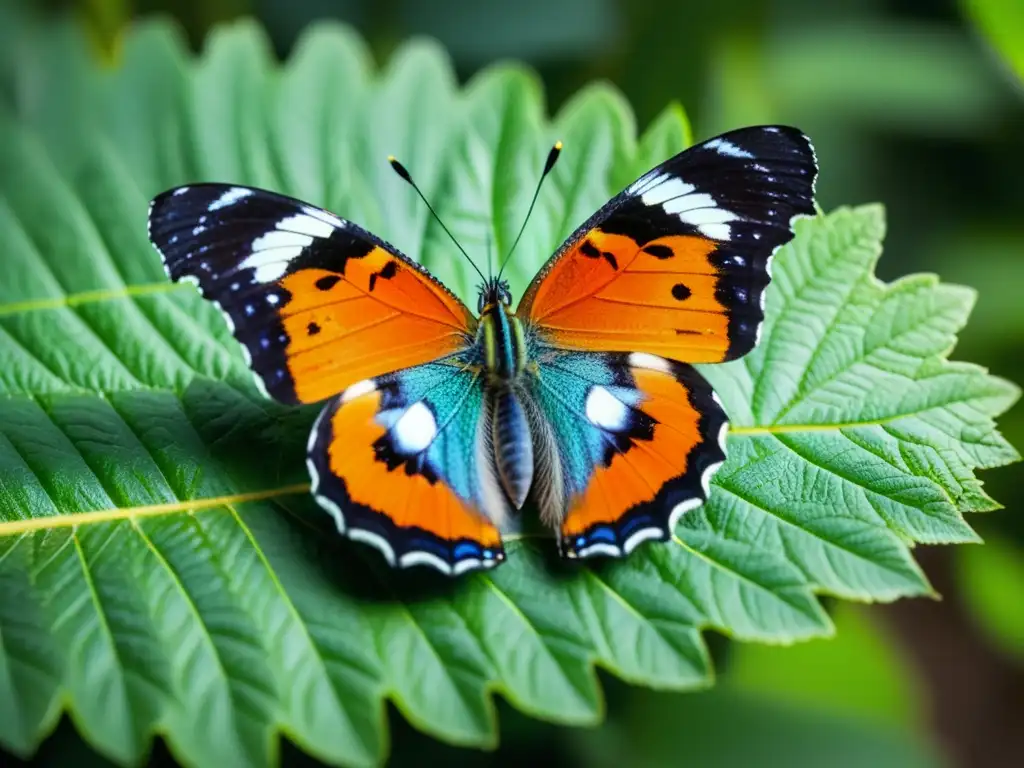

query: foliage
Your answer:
[964,0,1024,86]
[0,18,1018,767]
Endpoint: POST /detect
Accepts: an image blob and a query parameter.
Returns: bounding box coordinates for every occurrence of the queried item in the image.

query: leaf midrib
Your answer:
[0,401,973,537]
[0,485,311,535]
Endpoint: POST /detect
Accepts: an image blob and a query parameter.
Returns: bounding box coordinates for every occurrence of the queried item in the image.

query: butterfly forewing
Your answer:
[148,183,476,405]
[519,125,817,364]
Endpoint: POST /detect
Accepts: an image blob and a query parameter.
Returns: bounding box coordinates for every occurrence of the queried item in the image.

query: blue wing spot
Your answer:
[453,541,482,560]
[586,526,617,545]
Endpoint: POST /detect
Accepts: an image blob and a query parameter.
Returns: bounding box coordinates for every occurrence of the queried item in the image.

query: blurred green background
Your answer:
[6,0,1024,766]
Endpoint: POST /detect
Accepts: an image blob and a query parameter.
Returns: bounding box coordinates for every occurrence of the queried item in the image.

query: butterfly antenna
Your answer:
[388,156,486,282]
[497,141,562,280]
[485,229,494,280]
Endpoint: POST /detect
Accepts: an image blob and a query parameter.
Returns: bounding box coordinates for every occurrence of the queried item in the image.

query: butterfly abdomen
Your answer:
[490,388,534,509]
[478,295,537,509]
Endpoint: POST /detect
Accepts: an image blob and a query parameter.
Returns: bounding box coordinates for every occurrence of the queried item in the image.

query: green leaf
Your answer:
[0,18,1018,767]
[727,603,928,731]
[963,0,1024,86]
[568,686,942,768]
[957,535,1024,658]
[766,22,1006,135]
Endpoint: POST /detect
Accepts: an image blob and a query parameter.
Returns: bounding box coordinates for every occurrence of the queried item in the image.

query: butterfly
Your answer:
[148,125,817,575]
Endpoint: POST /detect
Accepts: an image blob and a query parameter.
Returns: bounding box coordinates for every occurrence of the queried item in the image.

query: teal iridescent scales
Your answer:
[148,126,818,575]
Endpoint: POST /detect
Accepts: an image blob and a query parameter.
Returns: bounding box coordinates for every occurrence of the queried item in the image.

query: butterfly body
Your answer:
[148,125,818,575]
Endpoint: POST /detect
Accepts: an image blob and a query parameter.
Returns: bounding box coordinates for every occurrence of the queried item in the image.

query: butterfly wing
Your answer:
[308,357,508,574]
[520,126,816,559]
[148,184,476,404]
[518,126,817,363]
[526,350,725,557]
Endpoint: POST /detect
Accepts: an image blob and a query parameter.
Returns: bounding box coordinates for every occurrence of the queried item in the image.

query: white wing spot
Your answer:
[350,528,396,566]
[641,177,695,206]
[401,551,453,574]
[251,230,314,252]
[701,460,723,497]
[705,138,753,159]
[683,214,738,240]
[623,526,663,554]
[628,352,671,372]
[585,386,630,431]
[657,190,741,240]
[240,246,304,283]
[277,213,337,239]
[302,205,345,229]
[342,379,376,403]
[629,171,667,196]
[393,402,436,454]
[208,187,253,211]
[668,497,703,530]
[576,542,622,558]
[662,191,716,215]
[172,186,190,196]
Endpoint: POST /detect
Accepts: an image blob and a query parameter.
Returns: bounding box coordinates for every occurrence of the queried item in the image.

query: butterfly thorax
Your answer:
[472,279,537,509]
[477,279,528,382]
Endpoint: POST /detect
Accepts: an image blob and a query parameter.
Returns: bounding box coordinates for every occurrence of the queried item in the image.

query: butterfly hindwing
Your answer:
[308,357,508,574]
[519,126,817,364]
[527,349,727,558]
[148,184,476,404]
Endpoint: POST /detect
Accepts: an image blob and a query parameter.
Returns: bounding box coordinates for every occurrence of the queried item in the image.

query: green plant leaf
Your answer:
[727,603,928,731]
[567,686,942,768]
[0,18,1019,768]
[765,22,1006,135]
[957,534,1024,658]
[963,0,1024,86]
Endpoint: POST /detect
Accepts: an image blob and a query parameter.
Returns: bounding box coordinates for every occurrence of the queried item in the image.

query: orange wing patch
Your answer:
[279,248,474,403]
[520,231,734,363]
